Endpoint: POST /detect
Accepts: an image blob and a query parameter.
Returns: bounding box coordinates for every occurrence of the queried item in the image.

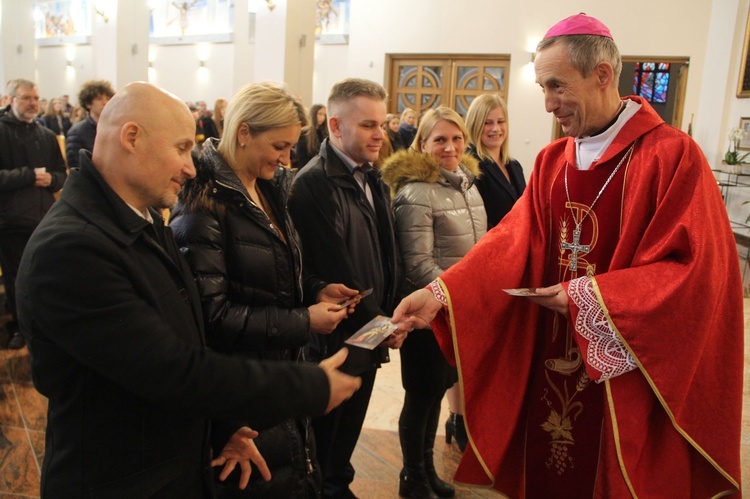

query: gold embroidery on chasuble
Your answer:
[524,153,628,497]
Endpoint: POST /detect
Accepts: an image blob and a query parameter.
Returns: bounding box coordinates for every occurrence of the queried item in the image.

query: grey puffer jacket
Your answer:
[381,150,487,294]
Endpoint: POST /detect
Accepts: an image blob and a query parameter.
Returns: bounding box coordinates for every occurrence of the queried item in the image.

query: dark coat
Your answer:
[0,112,67,233]
[66,115,97,168]
[398,123,416,149]
[469,145,526,230]
[16,153,330,498]
[42,113,72,137]
[387,129,406,152]
[170,140,322,497]
[295,126,327,169]
[289,139,399,375]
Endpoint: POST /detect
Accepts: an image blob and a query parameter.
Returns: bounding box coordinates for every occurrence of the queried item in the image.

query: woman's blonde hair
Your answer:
[218,82,307,168]
[465,94,511,165]
[400,108,416,123]
[410,106,468,153]
[213,98,228,137]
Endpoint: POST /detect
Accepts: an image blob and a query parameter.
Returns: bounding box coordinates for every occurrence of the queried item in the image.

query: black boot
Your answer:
[423,449,455,497]
[444,412,468,452]
[399,467,438,498]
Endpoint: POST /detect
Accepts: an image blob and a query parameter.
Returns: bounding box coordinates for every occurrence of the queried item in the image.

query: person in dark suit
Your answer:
[465,93,526,230]
[66,80,115,169]
[16,81,361,499]
[0,78,67,350]
[289,78,408,499]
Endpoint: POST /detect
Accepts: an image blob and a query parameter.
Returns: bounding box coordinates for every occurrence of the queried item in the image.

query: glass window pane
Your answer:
[422,66,443,88]
[457,66,478,90]
[483,67,505,90]
[399,66,417,87]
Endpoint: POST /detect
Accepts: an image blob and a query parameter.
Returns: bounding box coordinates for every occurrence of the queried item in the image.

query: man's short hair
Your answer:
[6,78,37,97]
[78,80,115,111]
[536,35,622,87]
[327,78,387,112]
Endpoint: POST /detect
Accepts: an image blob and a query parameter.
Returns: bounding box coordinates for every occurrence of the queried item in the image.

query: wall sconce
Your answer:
[199,60,205,68]
[66,60,73,67]
[265,0,276,11]
[531,52,536,63]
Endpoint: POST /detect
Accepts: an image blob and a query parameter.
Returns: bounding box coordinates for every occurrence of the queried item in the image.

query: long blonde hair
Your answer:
[213,98,228,137]
[465,94,511,165]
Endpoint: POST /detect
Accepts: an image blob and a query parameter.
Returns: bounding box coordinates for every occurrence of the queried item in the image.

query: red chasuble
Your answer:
[432,97,743,498]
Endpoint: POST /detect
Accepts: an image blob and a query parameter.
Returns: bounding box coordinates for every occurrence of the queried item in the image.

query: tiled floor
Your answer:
[0,302,748,498]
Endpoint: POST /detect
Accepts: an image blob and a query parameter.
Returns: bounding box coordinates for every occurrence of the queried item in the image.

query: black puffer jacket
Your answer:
[0,112,67,233]
[170,139,321,498]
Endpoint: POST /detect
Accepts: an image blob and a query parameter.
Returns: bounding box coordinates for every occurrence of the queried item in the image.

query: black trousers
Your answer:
[0,231,33,325]
[312,367,377,499]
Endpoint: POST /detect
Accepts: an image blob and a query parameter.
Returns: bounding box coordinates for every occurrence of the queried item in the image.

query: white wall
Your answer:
[149,42,235,105]
[312,0,716,175]
[712,0,750,224]
[7,0,750,185]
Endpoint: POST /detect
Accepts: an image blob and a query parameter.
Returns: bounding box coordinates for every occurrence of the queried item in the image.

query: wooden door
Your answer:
[385,54,510,117]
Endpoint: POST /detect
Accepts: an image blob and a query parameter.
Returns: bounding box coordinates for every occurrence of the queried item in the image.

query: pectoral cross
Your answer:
[561,228,590,272]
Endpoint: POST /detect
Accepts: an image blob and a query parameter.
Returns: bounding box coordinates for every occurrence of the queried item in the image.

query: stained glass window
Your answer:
[633,62,670,104]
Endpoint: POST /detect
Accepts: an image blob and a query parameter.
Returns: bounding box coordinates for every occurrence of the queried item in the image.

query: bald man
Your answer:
[16,82,360,498]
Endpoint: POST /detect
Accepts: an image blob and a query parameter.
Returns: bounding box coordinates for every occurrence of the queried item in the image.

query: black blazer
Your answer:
[17,153,330,498]
[289,139,400,375]
[470,146,526,229]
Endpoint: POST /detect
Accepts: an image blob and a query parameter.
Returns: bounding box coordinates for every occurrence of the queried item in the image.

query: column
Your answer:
[252,0,315,104]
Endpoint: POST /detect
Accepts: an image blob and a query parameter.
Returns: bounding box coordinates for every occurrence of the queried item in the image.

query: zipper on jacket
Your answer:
[215,178,305,301]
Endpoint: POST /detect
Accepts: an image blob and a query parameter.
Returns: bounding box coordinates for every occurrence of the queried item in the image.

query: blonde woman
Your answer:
[171,83,356,498]
[398,107,418,149]
[213,97,228,137]
[465,94,526,229]
[381,106,486,498]
[42,98,71,137]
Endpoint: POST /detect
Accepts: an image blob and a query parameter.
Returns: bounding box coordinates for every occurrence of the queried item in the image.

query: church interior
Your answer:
[0,0,748,496]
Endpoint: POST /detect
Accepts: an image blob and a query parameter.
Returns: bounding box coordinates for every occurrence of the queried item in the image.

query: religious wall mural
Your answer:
[33,0,91,39]
[315,0,350,44]
[149,0,234,39]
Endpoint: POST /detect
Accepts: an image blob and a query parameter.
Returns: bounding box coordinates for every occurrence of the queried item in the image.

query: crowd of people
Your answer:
[0,11,742,499]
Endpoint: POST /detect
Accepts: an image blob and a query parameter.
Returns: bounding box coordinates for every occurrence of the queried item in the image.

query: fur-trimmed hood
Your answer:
[380,149,480,197]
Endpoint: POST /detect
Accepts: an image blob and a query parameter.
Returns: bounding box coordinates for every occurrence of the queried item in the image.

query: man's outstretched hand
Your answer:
[320,348,362,413]
[391,288,443,331]
[211,426,271,490]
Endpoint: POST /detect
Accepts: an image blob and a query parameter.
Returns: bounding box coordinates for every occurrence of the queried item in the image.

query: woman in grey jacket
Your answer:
[381,107,486,498]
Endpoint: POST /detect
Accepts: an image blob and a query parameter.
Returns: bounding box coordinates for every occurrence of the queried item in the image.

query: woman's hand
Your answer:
[317,283,359,314]
[308,302,348,334]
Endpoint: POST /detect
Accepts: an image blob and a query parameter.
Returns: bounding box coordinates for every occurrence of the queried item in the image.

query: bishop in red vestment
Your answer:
[393,14,743,498]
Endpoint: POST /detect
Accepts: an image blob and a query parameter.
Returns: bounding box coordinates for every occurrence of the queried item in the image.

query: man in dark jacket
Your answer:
[65,79,115,169]
[16,81,361,498]
[289,78,406,499]
[0,78,67,349]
